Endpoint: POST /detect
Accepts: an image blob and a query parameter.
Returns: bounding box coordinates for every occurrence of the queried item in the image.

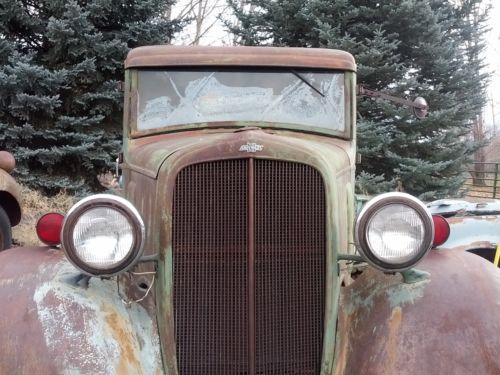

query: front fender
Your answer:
[0,246,163,374]
[334,250,500,375]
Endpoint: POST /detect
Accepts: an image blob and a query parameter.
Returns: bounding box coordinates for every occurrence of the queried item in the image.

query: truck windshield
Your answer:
[136,69,346,133]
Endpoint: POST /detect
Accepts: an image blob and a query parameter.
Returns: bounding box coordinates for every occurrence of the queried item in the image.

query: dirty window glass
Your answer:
[136,69,345,132]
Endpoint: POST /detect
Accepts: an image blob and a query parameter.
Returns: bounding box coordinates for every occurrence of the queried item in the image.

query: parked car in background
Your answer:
[428,199,500,267]
[0,46,499,374]
[0,151,21,250]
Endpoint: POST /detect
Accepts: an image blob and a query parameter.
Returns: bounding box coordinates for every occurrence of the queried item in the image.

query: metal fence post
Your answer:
[494,164,499,198]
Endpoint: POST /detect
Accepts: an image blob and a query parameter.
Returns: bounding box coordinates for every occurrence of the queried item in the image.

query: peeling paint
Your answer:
[34,261,118,374]
[342,288,377,315]
[0,274,36,287]
[336,250,500,374]
[385,278,429,309]
[0,247,163,374]
[103,306,142,374]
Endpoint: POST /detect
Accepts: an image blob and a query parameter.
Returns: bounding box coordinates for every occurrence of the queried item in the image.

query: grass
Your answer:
[12,185,75,247]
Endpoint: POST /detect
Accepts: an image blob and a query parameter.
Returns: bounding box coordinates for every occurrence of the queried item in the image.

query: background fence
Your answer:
[465,162,500,198]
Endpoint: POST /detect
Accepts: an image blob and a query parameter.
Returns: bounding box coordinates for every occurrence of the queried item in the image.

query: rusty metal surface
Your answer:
[124,170,159,259]
[0,168,22,226]
[126,45,356,72]
[334,250,500,375]
[0,246,163,374]
[125,128,355,179]
[248,158,256,375]
[357,86,428,111]
[146,128,354,374]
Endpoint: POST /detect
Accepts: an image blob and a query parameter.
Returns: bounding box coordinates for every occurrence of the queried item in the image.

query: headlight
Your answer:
[61,194,145,276]
[355,192,434,271]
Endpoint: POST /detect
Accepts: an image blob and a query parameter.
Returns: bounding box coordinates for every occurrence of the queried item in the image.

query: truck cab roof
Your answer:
[125,45,356,72]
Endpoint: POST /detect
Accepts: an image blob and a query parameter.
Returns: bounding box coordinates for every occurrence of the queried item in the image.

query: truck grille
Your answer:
[173,159,326,375]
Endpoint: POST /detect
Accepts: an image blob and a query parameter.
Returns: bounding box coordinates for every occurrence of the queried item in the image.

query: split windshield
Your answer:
[136,69,346,133]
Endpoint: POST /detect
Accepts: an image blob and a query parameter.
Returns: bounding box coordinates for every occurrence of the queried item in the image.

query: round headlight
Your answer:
[355,192,434,271]
[61,194,145,276]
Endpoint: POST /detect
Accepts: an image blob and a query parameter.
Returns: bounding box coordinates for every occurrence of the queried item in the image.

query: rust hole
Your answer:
[351,269,364,280]
[467,248,500,267]
[340,268,364,287]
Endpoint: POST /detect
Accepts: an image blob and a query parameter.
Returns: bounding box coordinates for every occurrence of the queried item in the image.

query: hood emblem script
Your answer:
[239,142,264,153]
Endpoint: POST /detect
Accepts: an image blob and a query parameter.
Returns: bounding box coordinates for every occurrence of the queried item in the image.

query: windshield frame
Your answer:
[126,67,354,140]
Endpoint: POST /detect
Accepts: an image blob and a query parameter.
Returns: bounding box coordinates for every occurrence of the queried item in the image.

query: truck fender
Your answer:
[0,246,163,374]
[334,250,500,375]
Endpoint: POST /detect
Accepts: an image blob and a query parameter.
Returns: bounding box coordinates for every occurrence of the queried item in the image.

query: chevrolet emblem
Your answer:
[239,142,264,153]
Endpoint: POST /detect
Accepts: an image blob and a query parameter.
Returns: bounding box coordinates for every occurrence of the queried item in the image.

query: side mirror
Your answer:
[412,97,428,119]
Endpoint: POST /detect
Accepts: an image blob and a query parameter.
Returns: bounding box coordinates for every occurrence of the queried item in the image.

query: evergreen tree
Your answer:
[228,0,489,199]
[0,0,182,194]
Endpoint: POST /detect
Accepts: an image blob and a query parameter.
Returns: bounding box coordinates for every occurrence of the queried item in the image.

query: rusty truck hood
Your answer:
[125,128,354,179]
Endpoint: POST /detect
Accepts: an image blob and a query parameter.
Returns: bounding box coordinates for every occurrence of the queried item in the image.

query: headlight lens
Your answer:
[73,207,134,269]
[61,194,145,276]
[355,193,433,271]
[367,205,426,264]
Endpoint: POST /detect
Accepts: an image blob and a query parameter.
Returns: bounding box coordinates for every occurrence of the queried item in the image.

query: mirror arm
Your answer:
[357,85,428,119]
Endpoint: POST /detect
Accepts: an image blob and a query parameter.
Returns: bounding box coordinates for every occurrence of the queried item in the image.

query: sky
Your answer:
[171,1,233,46]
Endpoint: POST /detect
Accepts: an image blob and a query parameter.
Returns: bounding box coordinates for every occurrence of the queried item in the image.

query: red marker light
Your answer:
[432,215,450,247]
[36,213,64,246]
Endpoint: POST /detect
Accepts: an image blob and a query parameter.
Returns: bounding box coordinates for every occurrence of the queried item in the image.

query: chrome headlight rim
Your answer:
[61,194,145,277]
[355,192,434,272]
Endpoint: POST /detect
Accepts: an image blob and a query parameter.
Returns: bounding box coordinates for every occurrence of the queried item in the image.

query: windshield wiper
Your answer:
[290,69,325,97]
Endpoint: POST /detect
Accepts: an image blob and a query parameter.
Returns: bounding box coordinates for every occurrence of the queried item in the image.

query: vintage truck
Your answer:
[0,46,499,374]
[0,150,22,250]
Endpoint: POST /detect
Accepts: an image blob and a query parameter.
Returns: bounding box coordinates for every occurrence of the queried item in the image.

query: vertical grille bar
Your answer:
[173,160,249,375]
[248,158,256,375]
[255,160,326,374]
